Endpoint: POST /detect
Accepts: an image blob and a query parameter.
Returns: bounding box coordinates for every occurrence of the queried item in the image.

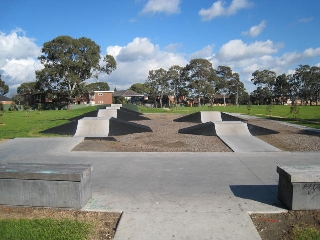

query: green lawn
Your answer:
[0,218,92,240]
[0,106,99,140]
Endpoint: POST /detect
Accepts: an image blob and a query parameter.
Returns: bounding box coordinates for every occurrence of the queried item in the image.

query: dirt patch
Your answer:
[251,210,320,240]
[0,205,121,240]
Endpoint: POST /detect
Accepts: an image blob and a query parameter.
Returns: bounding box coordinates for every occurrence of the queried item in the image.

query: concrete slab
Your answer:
[97,109,117,118]
[1,138,320,239]
[74,117,109,137]
[200,111,222,122]
[214,122,281,152]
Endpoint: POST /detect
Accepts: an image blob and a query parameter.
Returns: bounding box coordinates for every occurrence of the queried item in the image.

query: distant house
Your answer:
[113,90,144,104]
[90,91,114,105]
[0,95,13,105]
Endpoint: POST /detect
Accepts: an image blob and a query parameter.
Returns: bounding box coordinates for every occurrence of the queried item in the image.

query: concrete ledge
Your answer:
[0,163,92,209]
[277,165,320,210]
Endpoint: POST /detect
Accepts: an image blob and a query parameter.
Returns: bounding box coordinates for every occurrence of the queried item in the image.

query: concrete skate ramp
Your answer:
[178,122,217,136]
[214,122,281,152]
[74,117,110,137]
[97,109,117,118]
[201,111,222,123]
[108,117,152,136]
[117,109,150,121]
[106,106,121,110]
[174,111,221,123]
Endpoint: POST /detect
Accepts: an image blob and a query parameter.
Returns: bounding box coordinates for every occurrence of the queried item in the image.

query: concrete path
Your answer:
[1,138,320,239]
[214,122,281,152]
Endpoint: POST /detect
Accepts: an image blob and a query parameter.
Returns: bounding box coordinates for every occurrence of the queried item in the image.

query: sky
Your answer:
[1,0,320,97]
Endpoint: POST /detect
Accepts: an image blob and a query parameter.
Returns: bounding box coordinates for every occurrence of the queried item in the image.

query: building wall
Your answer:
[93,91,113,104]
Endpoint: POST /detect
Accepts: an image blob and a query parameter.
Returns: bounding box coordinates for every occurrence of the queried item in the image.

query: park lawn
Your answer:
[0,218,93,240]
[0,106,98,140]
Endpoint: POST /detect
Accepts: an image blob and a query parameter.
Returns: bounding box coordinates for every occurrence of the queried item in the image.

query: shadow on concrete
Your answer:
[108,117,152,136]
[178,122,217,136]
[230,185,285,208]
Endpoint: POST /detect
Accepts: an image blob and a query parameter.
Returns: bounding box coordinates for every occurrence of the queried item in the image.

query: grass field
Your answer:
[0,104,319,140]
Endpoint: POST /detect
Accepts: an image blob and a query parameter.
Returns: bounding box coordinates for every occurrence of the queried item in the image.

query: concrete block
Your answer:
[277,165,320,210]
[0,163,92,209]
[74,117,109,137]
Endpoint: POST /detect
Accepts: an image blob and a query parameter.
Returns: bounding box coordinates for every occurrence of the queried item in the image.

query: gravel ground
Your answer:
[73,113,320,152]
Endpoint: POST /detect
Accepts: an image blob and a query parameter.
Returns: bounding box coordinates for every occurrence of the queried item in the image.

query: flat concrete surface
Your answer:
[214,122,281,152]
[97,109,117,118]
[1,138,320,239]
[200,111,222,122]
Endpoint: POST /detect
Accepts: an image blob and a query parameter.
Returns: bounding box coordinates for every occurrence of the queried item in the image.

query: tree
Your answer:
[145,68,168,108]
[251,70,276,104]
[86,82,110,91]
[17,82,38,94]
[36,36,116,102]
[183,59,215,107]
[129,83,148,94]
[273,74,289,105]
[216,66,233,106]
[228,73,246,105]
[0,76,9,96]
[167,65,186,105]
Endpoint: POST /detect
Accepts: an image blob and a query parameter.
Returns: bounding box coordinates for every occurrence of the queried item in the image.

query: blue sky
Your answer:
[1,0,320,96]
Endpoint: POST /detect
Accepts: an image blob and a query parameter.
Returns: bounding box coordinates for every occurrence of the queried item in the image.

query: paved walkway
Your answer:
[1,137,319,239]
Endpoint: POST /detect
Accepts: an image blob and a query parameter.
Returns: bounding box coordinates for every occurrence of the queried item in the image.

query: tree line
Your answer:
[4,35,319,108]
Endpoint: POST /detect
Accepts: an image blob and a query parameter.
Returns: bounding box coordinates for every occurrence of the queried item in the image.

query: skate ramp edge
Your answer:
[74,117,110,137]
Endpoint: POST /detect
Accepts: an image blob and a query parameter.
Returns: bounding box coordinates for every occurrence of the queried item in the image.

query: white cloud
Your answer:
[242,20,267,37]
[141,0,181,14]
[298,17,313,23]
[216,39,283,61]
[102,37,187,90]
[0,29,42,96]
[163,43,183,53]
[199,0,252,21]
[190,45,214,59]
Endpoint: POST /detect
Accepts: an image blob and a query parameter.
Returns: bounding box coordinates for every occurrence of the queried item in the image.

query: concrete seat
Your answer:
[0,163,92,209]
[277,165,320,210]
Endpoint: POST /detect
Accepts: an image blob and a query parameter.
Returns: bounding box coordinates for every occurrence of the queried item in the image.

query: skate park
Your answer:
[0,106,320,240]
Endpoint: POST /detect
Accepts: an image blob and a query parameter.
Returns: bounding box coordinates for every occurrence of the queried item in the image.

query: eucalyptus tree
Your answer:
[167,65,186,105]
[183,58,216,106]
[294,65,320,105]
[145,68,169,108]
[0,77,9,96]
[273,74,289,105]
[228,72,246,105]
[251,70,276,104]
[36,36,116,102]
[215,66,233,106]
[17,82,38,94]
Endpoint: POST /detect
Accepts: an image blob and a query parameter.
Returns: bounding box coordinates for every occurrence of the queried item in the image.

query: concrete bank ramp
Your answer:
[74,117,110,137]
[97,109,117,118]
[214,121,281,152]
[74,117,152,137]
[174,111,222,123]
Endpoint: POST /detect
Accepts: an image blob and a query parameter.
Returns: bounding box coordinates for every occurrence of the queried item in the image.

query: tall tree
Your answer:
[129,83,148,94]
[145,68,168,108]
[273,74,289,105]
[36,36,116,102]
[251,70,276,104]
[167,65,186,105]
[183,59,215,106]
[228,72,246,105]
[0,76,9,96]
[216,66,233,106]
[17,82,38,94]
